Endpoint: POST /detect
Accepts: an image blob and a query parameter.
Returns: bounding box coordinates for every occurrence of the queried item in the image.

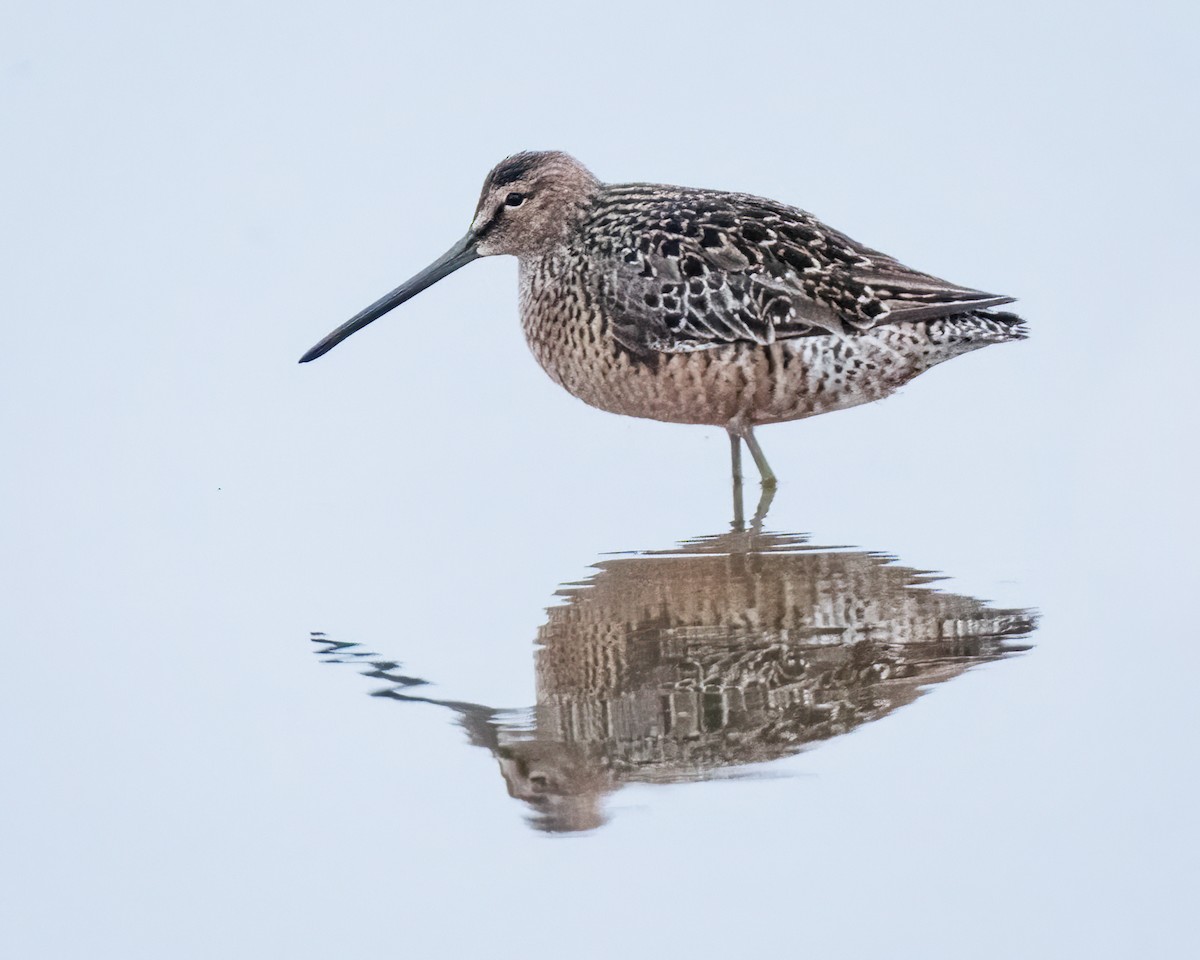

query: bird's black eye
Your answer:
[505,192,525,207]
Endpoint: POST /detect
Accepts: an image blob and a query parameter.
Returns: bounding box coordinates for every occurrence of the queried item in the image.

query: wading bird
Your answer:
[301,152,1024,486]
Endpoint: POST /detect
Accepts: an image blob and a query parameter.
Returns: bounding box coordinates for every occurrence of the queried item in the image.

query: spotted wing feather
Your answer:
[584,185,1013,355]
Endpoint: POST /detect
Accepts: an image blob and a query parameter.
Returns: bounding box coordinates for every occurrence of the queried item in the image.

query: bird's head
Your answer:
[299,150,599,363]
[470,150,600,257]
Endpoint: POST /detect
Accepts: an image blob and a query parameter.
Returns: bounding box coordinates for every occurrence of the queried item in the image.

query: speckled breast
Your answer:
[517,256,963,428]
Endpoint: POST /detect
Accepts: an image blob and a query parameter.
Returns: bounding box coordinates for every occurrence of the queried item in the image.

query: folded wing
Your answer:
[585,185,1013,355]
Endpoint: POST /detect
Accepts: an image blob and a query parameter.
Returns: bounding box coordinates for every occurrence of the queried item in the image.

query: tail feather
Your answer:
[926,309,1027,346]
[984,309,1028,341]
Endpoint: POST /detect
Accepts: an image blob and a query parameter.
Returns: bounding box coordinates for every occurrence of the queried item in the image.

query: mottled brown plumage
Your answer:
[301,151,1025,484]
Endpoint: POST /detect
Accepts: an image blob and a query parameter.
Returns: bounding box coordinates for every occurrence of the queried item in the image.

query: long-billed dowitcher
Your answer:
[301,151,1025,485]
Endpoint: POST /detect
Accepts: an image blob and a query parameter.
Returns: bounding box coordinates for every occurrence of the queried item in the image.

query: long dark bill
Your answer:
[299,232,480,363]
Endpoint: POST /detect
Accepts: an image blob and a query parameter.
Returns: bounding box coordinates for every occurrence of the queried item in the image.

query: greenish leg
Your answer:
[728,429,745,530]
[743,427,777,488]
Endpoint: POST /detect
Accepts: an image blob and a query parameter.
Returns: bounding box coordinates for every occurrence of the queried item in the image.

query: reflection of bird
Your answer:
[300,151,1025,485]
[313,528,1034,834]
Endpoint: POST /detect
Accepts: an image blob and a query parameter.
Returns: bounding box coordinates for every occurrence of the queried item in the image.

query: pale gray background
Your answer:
[2,1,1197,957]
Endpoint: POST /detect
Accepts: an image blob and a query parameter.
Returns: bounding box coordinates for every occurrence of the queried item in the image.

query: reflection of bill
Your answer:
[314,530,1034,834]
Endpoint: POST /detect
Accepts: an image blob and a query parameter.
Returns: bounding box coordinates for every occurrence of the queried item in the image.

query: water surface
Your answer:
[3,4,1197,957]
[314,515,1035,833]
